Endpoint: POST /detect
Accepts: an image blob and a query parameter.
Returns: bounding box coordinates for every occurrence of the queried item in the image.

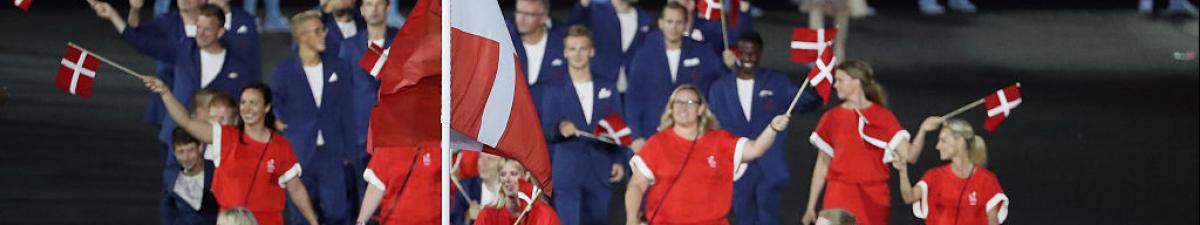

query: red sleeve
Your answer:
[982,172,1009,223]
[365,149,401,191]
[878,108,911,151]
[274,139,301,188]
[912,168,938,219]
[809,111,836,157]
[630,137,664,184]
[456,151,481,179]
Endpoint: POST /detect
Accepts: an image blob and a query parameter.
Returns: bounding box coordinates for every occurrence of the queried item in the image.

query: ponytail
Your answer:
[836,60,888,107]
[945,119,988,167]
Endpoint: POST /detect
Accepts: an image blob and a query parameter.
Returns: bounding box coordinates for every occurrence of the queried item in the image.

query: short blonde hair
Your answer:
[657,85,720,135]
[217,208,258,225]
[290,10,324,38]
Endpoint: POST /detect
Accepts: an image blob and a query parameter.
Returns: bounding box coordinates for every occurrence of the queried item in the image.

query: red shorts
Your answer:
[823,180,890,225]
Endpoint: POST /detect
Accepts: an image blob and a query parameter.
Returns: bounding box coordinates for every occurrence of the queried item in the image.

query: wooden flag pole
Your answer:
[785,77,812,115]
[718,2,730,52]
[68,42,148,80]
[942,98,985,119]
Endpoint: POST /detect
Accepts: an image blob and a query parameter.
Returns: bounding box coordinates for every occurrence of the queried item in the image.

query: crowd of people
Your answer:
[81,0,1019,224]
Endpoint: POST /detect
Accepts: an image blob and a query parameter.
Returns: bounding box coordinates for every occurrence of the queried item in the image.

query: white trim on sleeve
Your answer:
[733,163,749,181]
[208,122,223,167]
[277,163,302,188]
[363,168,387,191]
[629,156,655,185]
[882,130,912,163]
[912,181,930,219]
[732,137,748,180]
[809,133,835,158]
[987,193,1010,224]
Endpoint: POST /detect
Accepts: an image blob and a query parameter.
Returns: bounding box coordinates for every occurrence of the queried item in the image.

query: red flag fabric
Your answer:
[984,83,1022,132]
[806,45,836,104]
[696,0,740,27]
[791,28,838,62]
[450,0,554,195]
[368,0,441,149]
[56,44,99,97]
[359,43,388,78]
[14,0,31,12]
[593,113,632,147]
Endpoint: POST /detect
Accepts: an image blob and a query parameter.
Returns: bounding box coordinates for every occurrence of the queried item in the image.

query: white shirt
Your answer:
[666,49,682,83]
[480,182,496,206]
[573,81,595,124]
[173,170,205,211]
[184,25,197,37]
[199,49,226,88]
[522,31,549,85]
[617,10,638,51]
[303,64,326,146]
[338,20,358,39]
[370,39,385,49]
[736,78,754,122]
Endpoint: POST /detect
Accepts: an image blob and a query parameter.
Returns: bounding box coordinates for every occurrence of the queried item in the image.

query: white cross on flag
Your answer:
[359,43,389,78]
[791,28,837,62]
[56,44,100,97]
[14,0,31,12]
[696,0,740,26]
[450,0,553,195]
[984,83,1022,132]
[593,113,632,147]
[806,45,836,104]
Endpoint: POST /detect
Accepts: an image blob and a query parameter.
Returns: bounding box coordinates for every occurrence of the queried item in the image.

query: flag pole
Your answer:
[718,2,730,52]
[942,99,985,119]
[67,42,147,79]
[449,153,474,203]
[785,77,811,115]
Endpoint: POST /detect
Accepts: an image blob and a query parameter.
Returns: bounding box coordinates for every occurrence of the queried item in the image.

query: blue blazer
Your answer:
[537,75,628,186]
[690,11,755,56]
[320,7,368,57]
[161,161,218,225]
[565,2,653,81]
[122,29,261,145]
[706,69,821,185]
[624,31,728,140]
[507,16,568,86]
[270,54,355,166]
[224,7,262,75]
[337,26,399,155]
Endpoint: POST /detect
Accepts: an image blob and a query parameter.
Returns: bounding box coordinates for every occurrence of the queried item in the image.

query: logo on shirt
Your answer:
[228,72,239,79]
[328,73,339,83]
[759,90,773,98]
[422,153,432,166]
[267,159,276,173]
[969,191,978,206]
[706,155,717,168]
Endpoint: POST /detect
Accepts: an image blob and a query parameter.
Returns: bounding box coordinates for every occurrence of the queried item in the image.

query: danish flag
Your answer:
[806,45,836,104]
[984,83,1022,132]
[697,0,740,26]
[14,0,31,12]
[791,28,837,63]
[359,43,389,78]
[56,44,100,97]
[593,113,632,147]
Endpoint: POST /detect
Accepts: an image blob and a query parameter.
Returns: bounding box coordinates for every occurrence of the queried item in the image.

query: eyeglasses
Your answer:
[672,99,701,108]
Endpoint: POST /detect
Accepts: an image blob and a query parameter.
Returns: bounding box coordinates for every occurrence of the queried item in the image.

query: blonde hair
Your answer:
[657,85,721,136]
[217,208,258,225]
[836,60,888,108]
[818,208,857,225]
[290,10,324,38]
[944,118,988,167]
[487,159,528,209]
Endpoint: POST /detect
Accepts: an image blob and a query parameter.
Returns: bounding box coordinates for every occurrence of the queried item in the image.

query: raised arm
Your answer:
[739,115,789,162]
[143,76,214,143]
[902,116,944,164]
[127,0,144,27]
[87,0,129,33]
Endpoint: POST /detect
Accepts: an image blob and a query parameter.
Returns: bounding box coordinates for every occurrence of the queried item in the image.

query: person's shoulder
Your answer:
[975,166,1000,181]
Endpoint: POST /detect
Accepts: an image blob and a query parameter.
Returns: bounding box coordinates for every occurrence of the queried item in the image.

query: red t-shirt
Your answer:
[810,104,909,183]
[913,165,1009,225]
[208,124,301,225]
[630,129,747,225]
[473,199,560,225]
[365,146,442,225]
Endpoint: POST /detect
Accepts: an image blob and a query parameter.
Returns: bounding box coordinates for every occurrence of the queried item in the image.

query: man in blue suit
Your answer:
[92,2,260,167]
[625,2,728,151]
[337,0,399,217]
[707,32,823,225]
[566,0,653,92]
[538,26,629,225]
[162,128,219,225]
[210,0,261,78]
[272,11,356,225]
[320,0,367,57]
[667,0,755,57]
[509,0,568,87]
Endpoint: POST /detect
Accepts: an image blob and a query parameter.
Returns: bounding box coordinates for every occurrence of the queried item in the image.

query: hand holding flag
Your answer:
[941,83,1024,132]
